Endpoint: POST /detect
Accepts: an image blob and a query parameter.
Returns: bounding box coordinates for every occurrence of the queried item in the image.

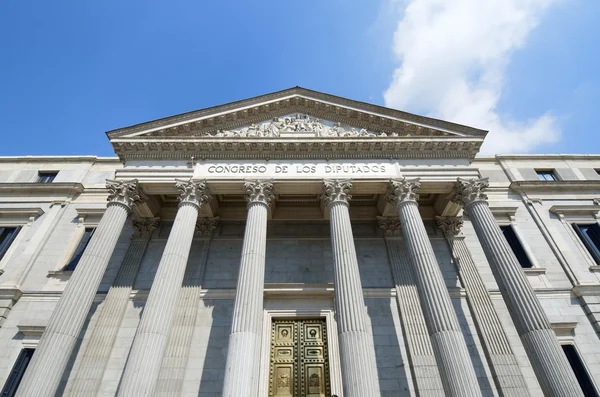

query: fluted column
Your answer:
[436,216,531,396]
[117,180,211,397]
[451,178,583,396]
[16,180,144,397]
[155,217,218,397]
[377,217,444,396]
[389,178,481,397]
[222,180,273,397]
[63,217,159,396]
[322,179,380,397]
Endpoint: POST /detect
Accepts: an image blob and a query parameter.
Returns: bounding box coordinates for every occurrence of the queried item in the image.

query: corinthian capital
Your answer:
[321,179,352,207]
[450,178,489,207]
[377,216,401,237]
[175,179,212,209]
[244,180,275,207]
[132,217,160,238]
[435,216,463,237]
[195,217,219,237]
[387,178,420,205]
[106,179,145,210]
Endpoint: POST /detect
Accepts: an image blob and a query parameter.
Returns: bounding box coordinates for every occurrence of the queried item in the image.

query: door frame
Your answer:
[259,306,343,397]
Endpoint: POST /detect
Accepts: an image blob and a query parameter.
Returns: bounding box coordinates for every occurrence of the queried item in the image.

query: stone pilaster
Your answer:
[451,178,583,396]
[322,179,381,397]
[222,180,274,397]
[117,180,211,397]
[436,216,531,396]
[63,217,159,397]
[389,178,481,397]
[377,217,444,396]
[155,217,218,397]
[16,180,144,397]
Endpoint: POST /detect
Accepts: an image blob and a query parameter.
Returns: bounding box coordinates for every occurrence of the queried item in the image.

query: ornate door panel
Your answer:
[269,319,331,397]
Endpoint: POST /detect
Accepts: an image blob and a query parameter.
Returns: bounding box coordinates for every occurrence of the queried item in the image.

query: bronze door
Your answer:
[269,318,331,397]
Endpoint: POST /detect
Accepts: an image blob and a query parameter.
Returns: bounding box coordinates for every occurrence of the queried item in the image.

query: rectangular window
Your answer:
[573,223,600,265]
[0,348,34,397]
[0,227,22,261]
[536,169,558,181]
[37,172,57,183]
[64,228,95,271]
[500,225,533,268]
[562,344,599,397]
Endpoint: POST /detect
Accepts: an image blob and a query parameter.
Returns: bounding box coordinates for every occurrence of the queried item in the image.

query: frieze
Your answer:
[201,114,397,139]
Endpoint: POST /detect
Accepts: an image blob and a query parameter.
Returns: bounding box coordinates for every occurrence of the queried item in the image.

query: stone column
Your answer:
[321,179,380,397]
[388,178,481,397]
[155,217,218,397]
[451,178,583,396]
[63,217,159,397]
[377,217,445,396]
[117,180,211,397]
[436,216,531,396]
[222,180,273,397]
[16,180,143,397]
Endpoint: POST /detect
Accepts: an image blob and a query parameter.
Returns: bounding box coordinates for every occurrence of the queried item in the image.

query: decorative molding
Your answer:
[106,179,145,210]
[132,217,160,238]
[550,321,578,336]
[523,268,547,276]
[0,182,84,195]
[549,205,600,216]
[110,139,482,161]
[435,216,463,237]
[510,180,600,193]
[376,216,401,237]
[321,179,352,207]
[387,178,420,205]
[175,179,212,208]
[244,180,275,207]
[194,217,219,237]
[450,177,489,207]
[0,207,44,219]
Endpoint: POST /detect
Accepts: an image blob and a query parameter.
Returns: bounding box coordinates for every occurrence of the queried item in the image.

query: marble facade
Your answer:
[0,88,599,396]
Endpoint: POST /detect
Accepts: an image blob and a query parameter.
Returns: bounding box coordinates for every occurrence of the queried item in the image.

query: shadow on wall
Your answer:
[367,298,411,395]
[54,302,99,397]
[196,299,233,397]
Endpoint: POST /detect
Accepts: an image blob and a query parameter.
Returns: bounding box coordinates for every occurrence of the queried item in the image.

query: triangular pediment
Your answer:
[107,87,487,161]
[108,87,486,139]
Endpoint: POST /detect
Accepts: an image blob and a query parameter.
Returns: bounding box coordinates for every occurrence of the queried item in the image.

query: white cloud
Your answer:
[383,0,562,153]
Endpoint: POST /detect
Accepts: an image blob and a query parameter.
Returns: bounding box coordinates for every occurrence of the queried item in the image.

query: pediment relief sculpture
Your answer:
[204,114,395,139]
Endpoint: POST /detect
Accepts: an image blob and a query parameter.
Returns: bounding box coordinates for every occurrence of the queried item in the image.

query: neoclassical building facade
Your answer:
[1,88,600,397]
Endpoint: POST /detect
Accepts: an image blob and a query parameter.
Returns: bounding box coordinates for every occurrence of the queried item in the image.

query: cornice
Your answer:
[510,180,600,193]
[549,205,600,216]
[111,137,483,161]
[0,207,45,218]
[107,87,487,139]
[0,182,84,194]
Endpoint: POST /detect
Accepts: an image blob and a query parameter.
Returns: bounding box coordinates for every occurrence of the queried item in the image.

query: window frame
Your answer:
[500,224,534,268]
[63,227,96,271]
[0,227,22,262]
[560,343,600,397]
[36,171,58,183]
[535,169,558,181]
[572,223,600,265]
[0,348,35,397]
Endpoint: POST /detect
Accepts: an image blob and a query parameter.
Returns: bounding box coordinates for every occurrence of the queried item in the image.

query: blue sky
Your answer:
[0,0,598,156]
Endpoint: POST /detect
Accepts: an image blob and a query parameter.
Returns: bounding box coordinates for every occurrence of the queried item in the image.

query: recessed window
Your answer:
[561,344,599,397]
[500,225,533,268]
[0,348,34,397]
[0,226,22,261]
[572,223,600,265]
[536,169,558,181]
[37,171,57,183]
[64,228,95,271]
